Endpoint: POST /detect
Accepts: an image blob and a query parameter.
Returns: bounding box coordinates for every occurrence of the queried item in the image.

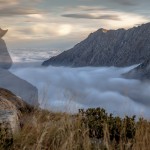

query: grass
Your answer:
[1,108,150,150]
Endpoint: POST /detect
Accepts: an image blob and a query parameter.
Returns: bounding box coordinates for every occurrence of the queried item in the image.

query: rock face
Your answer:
[0,29,38,106]
[42,23,150,67]
[0,88,32,148]
[0,38,12,69]
[123,59,150,80]
[0,68,38,105]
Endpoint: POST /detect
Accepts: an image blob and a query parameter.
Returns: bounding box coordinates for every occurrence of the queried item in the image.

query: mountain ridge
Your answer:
[42,22,150,67]
[123,59,150,80]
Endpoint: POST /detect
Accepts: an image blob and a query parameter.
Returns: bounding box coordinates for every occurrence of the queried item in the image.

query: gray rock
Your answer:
[0,29,38,106]
[0,38,12,69]
[0,88,33,149]
[0,110,19,134]
[42,23,150,67]
[0,68,38,106]
[123,59,150,80]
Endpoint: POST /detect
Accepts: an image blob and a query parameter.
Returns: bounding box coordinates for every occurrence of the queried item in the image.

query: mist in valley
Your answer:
[10,64,150,119]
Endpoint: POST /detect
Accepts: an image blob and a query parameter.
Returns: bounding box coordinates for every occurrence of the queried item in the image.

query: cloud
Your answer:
[111,0,137,6]
[64,6,110,12]
[62,13,120,20]
[0,0,43,16]
[10,65,150,118]
[0,0,19,5]
[1,1,149,49]
[0,8,40,16]
[5,22,74,41]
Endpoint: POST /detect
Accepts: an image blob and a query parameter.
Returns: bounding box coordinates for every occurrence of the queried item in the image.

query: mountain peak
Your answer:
[42,22,150,67]
[98,28,108,33]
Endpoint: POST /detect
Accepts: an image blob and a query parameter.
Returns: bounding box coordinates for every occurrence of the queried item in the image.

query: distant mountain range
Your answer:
[42,23,150,68]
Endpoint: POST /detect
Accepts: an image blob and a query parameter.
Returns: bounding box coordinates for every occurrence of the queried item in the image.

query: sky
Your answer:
[1,0,150,50]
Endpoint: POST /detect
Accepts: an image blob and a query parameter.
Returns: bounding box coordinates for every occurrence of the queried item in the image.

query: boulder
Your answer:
[0,88,33,149]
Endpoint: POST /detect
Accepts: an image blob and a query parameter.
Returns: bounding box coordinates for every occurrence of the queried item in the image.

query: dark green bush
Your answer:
[79,108,136,143]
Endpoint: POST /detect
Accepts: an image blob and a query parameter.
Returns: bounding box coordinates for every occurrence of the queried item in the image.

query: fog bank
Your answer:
[10,65,150,118]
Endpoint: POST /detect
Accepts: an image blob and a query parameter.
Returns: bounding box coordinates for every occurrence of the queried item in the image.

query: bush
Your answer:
[79,108,136,143]
[1,107,150,150]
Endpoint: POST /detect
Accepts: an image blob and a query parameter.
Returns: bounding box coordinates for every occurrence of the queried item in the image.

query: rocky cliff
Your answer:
[123,59,150,80]
[42,23,150,67]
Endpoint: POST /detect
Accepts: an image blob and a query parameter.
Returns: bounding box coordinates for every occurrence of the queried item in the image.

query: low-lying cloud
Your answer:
[10,65,150,118]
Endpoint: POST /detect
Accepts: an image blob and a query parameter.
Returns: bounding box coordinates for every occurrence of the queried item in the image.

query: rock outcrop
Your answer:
[0,29,38,106]
[123,59,150,80]
[0,38,12,69]
[0,88,33,149]
[42,23,150,67]
[0,68,38,105]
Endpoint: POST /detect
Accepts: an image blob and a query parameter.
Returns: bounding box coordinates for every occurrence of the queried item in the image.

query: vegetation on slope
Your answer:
[1,107,150,150]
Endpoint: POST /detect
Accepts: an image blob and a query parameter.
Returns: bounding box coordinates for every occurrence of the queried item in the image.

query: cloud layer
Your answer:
[10,65,150,118]
[0,0,149,49]
[0,0,42,16]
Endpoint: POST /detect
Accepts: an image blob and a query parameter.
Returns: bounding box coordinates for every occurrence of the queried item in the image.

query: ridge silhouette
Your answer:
[0,29,38,106]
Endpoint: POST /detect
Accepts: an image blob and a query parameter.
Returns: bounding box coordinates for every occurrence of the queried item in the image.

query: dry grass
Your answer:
[1,108,150,150]
[13,109,92,150]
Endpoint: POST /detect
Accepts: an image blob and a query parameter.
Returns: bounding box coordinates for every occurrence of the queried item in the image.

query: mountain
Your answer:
[123,59,150,80]
[42,23,150,67]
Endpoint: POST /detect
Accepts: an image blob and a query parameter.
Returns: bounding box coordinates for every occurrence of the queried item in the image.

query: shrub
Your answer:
[79,108,136,144]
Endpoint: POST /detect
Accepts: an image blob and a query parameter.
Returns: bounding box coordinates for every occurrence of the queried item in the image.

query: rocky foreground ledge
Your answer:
[0,88,33,149]
[1,88,150,149]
